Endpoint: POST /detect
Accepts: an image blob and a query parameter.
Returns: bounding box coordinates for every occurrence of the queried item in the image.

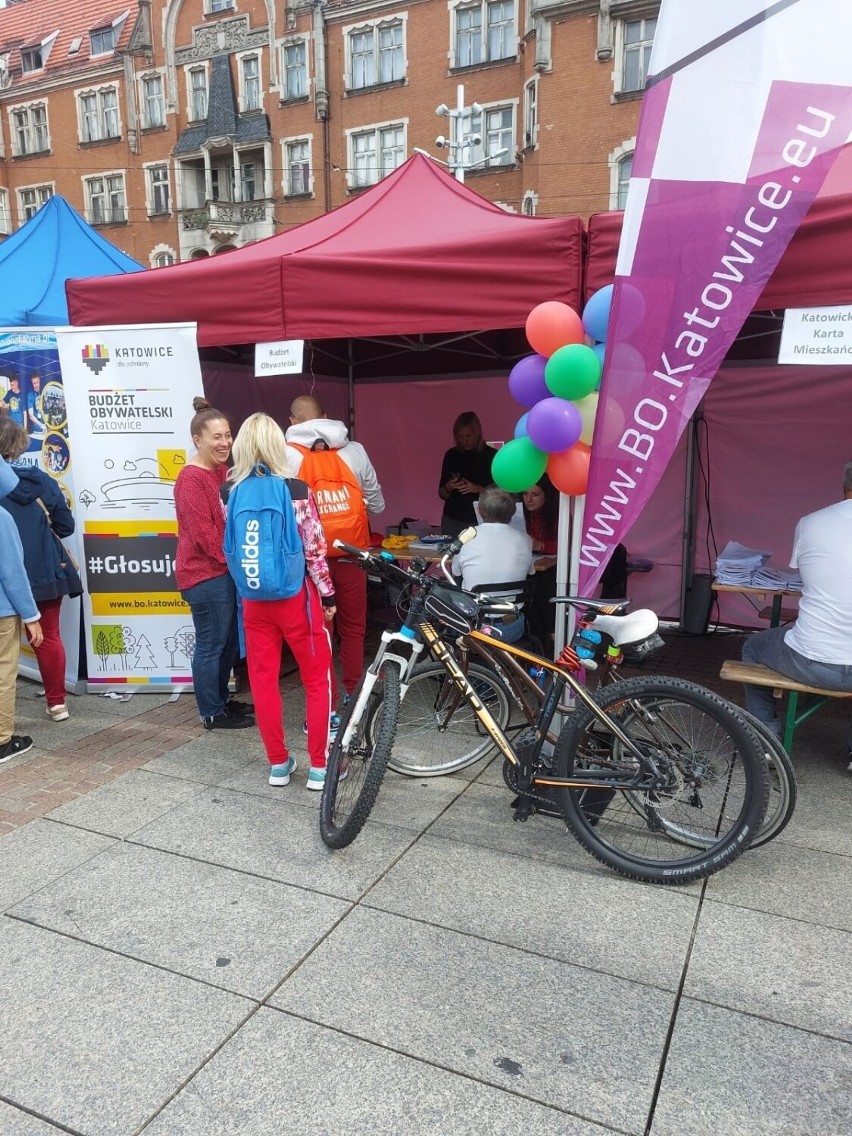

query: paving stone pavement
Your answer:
[1,632,851,1135]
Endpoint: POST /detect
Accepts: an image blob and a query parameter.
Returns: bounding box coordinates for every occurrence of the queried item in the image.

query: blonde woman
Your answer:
[227,413,336,789]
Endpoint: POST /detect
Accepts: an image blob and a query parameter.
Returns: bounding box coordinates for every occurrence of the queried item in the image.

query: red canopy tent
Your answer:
[66,154,584,348]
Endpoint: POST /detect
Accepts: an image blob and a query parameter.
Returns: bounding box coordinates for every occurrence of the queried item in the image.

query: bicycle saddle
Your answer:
[590,608,659,647]
[552,595,630,614]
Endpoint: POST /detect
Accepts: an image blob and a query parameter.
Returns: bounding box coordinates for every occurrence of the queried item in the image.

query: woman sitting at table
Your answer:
[438,412,497,538]
[523,475,559,649]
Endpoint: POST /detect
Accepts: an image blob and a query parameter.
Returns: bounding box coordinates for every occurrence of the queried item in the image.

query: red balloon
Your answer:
[525,302,584,358]
[547,442,591,496]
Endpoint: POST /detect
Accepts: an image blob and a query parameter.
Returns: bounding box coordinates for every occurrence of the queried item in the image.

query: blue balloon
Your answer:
[592,342,607,368]
[514,412,530,439]
[582,285,614,343]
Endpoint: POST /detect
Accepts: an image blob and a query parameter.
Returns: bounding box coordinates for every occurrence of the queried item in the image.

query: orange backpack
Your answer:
[291,443,371,557]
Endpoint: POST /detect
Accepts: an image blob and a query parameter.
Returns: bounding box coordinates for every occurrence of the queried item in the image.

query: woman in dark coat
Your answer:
[0,418,82,722]
[437,411,497,537]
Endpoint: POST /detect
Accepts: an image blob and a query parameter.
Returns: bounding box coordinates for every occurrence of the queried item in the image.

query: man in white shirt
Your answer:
[742,461,852,768]
[453,485,533,644]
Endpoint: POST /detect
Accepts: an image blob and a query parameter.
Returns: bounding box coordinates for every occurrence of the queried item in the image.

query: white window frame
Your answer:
[608,137,635,209]
[343,15,407,91]
[19,31,57,75]
[237,50,263,112]
[150,245,178,268]
[0,189,9,235]
[90,25,118,57]
[613,14,657,94]
[82,170,127,226]
[17,183,54,225]
[345,119,408,190]
[185,64,209,122]
[206,0,236,13]
[523,76,538,149]
[282,134,313,197]
[8,101,50,157]
[521,190,537,216]
[449,0,517,70]
[465,99,516,169]
[139,71,166,129]
[76,85,121,143]
[280,37,310,101]
[144,162,171,216]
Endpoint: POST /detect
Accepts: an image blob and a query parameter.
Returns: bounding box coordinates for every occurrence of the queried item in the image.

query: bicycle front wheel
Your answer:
[319,661,401,849]
[386,661,511,777]
[734,708,797,849]
[553,676,769,884]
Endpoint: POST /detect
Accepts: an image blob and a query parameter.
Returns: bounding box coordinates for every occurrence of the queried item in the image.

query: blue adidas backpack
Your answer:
[223,465,306,600]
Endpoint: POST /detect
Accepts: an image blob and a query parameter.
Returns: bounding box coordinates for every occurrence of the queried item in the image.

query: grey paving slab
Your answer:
[0,917,252,1136]
[9,842,349,999]
[775,761,852,858]
[142,734,263,785]
[45,769,206,838]
[0,1102,64,1134]
[651,998,852,1136]
[706,840,852,931]
[685,901,852,1041]
[272,905,675,1133]
[14,683,174,748]
[0,819,114,911]
[365,832,698,990]
[144,1007,608,1136]
[132,786,416,901]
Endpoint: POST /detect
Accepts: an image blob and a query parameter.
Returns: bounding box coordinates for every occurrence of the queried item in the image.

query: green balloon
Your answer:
[491,437,548,493]
[545,344,601,402]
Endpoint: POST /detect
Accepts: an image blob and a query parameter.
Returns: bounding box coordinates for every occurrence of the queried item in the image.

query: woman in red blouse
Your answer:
[174,398,254,730]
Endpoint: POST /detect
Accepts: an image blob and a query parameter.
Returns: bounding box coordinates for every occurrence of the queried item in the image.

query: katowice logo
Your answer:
[82,344,110,375]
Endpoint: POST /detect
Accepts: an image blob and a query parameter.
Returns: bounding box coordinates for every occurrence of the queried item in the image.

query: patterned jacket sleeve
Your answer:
[294,491,335,603]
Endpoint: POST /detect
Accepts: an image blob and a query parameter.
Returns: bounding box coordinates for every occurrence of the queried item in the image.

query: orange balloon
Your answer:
[547,441,591,496]
[526,302,584,358]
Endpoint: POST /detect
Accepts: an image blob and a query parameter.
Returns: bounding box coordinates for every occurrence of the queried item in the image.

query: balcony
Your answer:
[180,198,272,243]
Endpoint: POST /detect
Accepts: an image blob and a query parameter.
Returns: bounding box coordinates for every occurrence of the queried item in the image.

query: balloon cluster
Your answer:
[492,287,614,496]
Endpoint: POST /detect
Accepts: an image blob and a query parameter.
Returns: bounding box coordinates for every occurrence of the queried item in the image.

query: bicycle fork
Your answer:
[339,629,425,749]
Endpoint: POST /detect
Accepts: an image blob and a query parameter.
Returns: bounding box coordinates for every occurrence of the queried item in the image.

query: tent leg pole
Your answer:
[554,491,577,659]
[347,339,355,438]
[679,410,702,625]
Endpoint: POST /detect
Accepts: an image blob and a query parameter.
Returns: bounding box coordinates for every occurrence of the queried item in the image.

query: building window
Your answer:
[90,26,118,56]
[240,162,257,201]
[523,79,537,148]
[0,190,9,234]
[11,104,49,156]
[85,174,126,224]
[79,88,120,142]
[19,185,53,222]
[148,165,170,215]
[207,0,235,11]
[521,191,537,216]
[616,152,632,208]
[242,56,261,111]
[474,104,514,167]
[621,17,656,93]
[190,69,208,121]
[142,75,165,128]
[347,21,404,90]
[152,250,176,268]
[284,139,311,196]
[349,123,405,188]
[454,1,515,68]
[21,47,43,73]
[210,166,234,202]
[283,41,307,100]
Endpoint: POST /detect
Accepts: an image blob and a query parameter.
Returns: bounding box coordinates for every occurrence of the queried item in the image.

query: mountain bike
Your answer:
[319,534,770,884]
[385,593,795,850]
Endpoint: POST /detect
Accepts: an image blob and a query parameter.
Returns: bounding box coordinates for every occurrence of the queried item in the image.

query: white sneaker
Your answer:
[46,704,70,722]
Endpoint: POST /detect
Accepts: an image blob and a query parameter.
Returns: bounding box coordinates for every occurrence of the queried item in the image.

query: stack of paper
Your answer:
[751,566,803,592]
[715,541,772,585]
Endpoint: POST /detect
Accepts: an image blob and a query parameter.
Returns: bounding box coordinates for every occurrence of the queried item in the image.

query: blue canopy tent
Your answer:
[0,195,142,325]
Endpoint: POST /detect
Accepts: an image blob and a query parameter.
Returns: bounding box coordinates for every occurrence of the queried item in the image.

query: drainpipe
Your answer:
[312,1,332,213]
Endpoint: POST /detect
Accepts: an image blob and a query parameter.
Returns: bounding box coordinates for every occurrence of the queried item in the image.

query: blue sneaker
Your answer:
[306,766,326,791]
[269,757,297,786]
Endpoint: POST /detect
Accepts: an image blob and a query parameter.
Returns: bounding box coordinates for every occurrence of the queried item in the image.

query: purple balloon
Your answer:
[514,412,530,439]
[526,397,583,454]
[508,354,549,408]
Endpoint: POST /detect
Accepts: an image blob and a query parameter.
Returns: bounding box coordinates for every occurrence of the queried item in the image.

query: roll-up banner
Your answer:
[578,0,852,592]
[55,324,203,691]
[0,329,82,691]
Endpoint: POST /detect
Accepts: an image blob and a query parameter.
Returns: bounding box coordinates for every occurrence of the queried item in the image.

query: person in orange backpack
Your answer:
[286,396,385,719]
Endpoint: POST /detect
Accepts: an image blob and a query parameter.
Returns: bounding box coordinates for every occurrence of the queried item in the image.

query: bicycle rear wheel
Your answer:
[552,676,769,884]
[320,661,401,849]
[734,708,797,849]
[386,662,512,777]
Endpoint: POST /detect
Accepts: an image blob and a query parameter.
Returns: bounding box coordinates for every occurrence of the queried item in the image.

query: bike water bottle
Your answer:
[529,666,546,689]
[575,627,603,668]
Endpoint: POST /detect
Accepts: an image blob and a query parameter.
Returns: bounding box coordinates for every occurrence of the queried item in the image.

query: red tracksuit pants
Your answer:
[328,558,368,701]
[242,583,332,769]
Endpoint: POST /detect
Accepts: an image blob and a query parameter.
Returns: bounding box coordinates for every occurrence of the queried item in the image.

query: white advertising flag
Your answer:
[55,324,203,691]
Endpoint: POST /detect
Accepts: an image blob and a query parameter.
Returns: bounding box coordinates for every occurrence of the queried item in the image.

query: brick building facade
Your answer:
[0,0,658,266]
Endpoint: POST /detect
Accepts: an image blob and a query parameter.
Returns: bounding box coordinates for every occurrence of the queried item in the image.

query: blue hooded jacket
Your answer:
[0,464,80,603]
[0,456,39,622]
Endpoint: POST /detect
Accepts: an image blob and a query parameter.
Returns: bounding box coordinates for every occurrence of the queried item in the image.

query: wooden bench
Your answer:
[757,605,798,625]
[720,660,852,754]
